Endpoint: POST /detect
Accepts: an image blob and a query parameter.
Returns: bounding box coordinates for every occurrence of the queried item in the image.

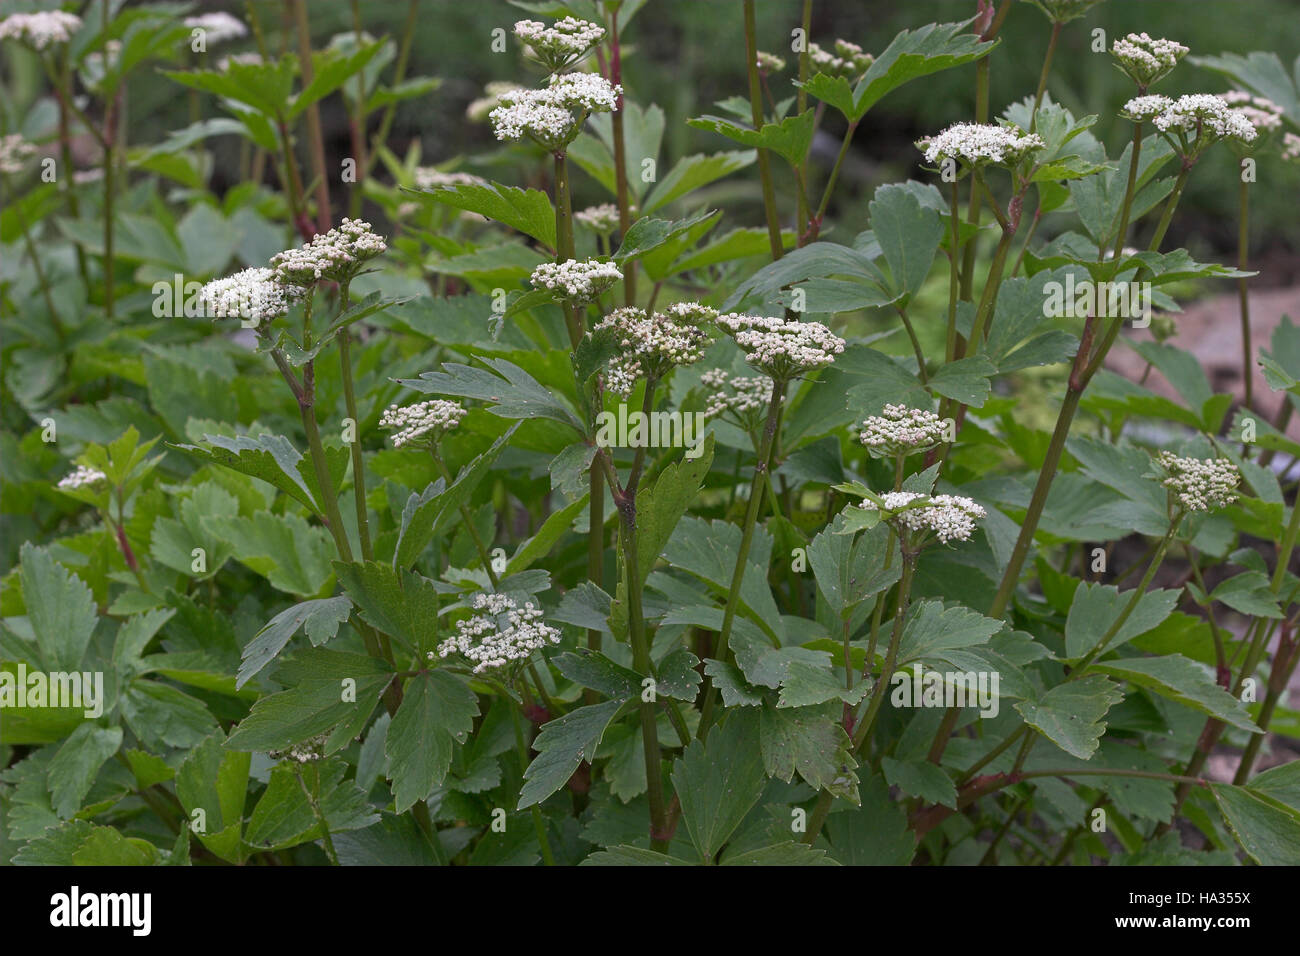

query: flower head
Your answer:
[858,405,948,457]
[380,400,467,447]
[1156,94,1258,146]
[700,368,774,427]
[756,50,787,73]
[514,17,605,71]
[57,465,107,491]
[1220,90,1284,140]
[576,203,621,234]
[808,40,873,80]
[489,73,621,150]
[716,313,845,381]
[1111,32,1187,87]
[0,134,37,174]
[199,267,305,325]
[183,12,248,45]
[530,258,622,302]
[434,593,561,674]
[1155,452,1239,511]
[861,491,986,544]
[0,11,82,50]
[270,218,387,285]
[591,303,716,395]
[918,122,1045,170]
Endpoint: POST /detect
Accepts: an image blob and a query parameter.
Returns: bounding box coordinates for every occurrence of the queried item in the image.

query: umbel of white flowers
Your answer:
[57,465,107,491]
[918,122,1045,169]
[1156,452,1240,511]
[379,400,467,448]
[199,267,306,323]
[490,73,622,151]
[592,303,716,396]
[514,16,605,71]
[434,593,561,674]
[530,258,623,302]
[808,40,874,80]
[716,313,846,382]
[0,11,82,49]
[700,369,774,423]
[576,203,621,234]
[182,12,247,44]
[271,218,387,286]
[859,405,948,458]
[1123,94,1258,149]
[1110,32,1188,88]
[0,134,36,175]
[861,491,987,544]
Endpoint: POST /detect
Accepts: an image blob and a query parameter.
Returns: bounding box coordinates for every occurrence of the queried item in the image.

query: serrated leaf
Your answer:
[1212,783,1300,866]
[387,670,479,812]
[237,596,354,689]
[407,179,556,250]
[1092,655,1260,734]
[673,712,766,861]
[687,109,815,166]
[1014,675,1124,760]
[518,699,624,809]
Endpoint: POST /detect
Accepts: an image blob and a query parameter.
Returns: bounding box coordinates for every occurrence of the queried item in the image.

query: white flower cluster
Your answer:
[489,73,621,149]
[1219,90,1284,135]
[591,303,716,395]
[1111,32,1188,86]
[379,399,467,447]
[756,51,787,73]
[414,167,485,190]
[514,17,605,68]
[716,313,846,381]
[1122,94,1174,122]
[919,123,1046,168]
[0,11,82,49]
[1156,452,1240,511]
[1284,132,1300,162]
[219,51,263,72]
[859,405,947,457]
[183,12,248,44]
[0,134,36,174]
[434,593,561,674]
[861,491,987,544]
[576,203,620,234]
[270,218,387,285]
[468,81,523,122]
[530,257,622,302]
[199,267,305,323]
[700,368,774,421]
[269,734,327,764]
[1145,94,1258,145]
[808,40,874,80]
[57,465,107,491]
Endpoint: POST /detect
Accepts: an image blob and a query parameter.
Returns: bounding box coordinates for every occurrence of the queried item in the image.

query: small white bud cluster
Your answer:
[269,734,328,764]
[490,73,621,150]
[1156,452,1240,511]
[1219,90,1284,136]
[199,267,306,323]
[1150,94,1258,144]
[1110,32,1188,87]
[57,465,107,491]
[858,405,947,457]
[271,218,387,286]
[514,17,605,70]
[756,51,787,73]
[414,168,486,190]
[591,303,716,395]
[183,12,248,44]
[716,313,846,381]
[0,134,37,174]
[700,368,774,423]
[379,400,467,447]
[1284,132,1300,163]
[808,40,873,80]
[530,258,622,302]
[861,491,986,544]
[575,203,621,234]
[434,593,561,674]
[919,122,1046,168]
[468,81,524,122]
[0,11,82,50]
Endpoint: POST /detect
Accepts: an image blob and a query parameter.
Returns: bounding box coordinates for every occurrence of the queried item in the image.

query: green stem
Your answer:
[795,0,812,241]
[431,449,498,588]
[291,0,332,232]
[945,177,961,365]
[810,120,858,239]
[606,5,636,306]
[296,767,339,865]
[743,0,784,261]
[553,152,582,346]
[1030,22,1061,130]
[1237,176,1253,410]
[512,705,557,865]
[337,284,372,561]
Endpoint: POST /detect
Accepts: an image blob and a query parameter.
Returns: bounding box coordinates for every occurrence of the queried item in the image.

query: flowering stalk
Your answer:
[1030,21,1062,129]
[101,0,116,320]
[604,1,635,306]
[1237,177,1253,410]
[743,0,784,261]
[430,447,499,588]
[290,0,332,233]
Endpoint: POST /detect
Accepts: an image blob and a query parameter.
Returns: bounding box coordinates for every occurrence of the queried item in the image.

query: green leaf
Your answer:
[554,649,640,701]
[687,109,815,166]
[397,360,581,429]
[656,648,703,701]
[1212,783,1300,866]
[581,844,694,865]
[702,659,764,707]
[1014,675,1124,760]
[1248,760,1300,813]
[613,210,719,263]
[881,755,957,809]
[18,543,98,671]
[237,596,353,689]
[387,670,480,812]
[824,773,916,865]
[174,432,343,516]
[176,729,250,863]
[70,827,158,865]
[335,562,441,655]
[869,182,944,299]
[641,150,756,213]
[897,600,1004,665]
[807,520,900,619]
[723,241,884,311]
[1064,583,1179,659]
[334,812,443,865]
[928,355,996,407]
[506,494,589,575]
[759,703,858,799]
[720,842,838,866]
[120,681,217,750]
[633,436,715,586]
[393,425,517,570]
[204,511,335,598]
[1191,51,1300,125]
[407,180,556,250]
[673,712,767,861]
[47,724,123,818]
[289,41,386,119]
[244,758,378,851]
[1210,572,1283,618]
[1092,655,1260,734]
[518,699,624,808]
